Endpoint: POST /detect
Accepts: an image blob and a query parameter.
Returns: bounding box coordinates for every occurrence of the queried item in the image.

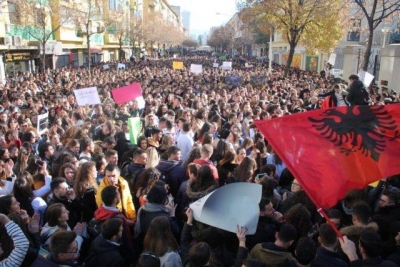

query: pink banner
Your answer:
[111,83,143,104]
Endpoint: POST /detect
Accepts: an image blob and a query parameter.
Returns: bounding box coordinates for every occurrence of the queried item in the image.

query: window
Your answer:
[347,19,361,42]
[109,0,116,10]
[347,31,360,42]
[8,2,19,24]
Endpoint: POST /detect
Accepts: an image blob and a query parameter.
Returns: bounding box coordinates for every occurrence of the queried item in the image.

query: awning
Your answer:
[84,47,103,54]
[90,47,102,53]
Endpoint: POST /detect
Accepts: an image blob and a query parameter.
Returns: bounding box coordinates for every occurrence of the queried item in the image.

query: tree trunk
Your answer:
[284,41,296,77]
[41,42,46,73]
[119,38,123,61]
[87,34,91,76]
[362,24,374,71]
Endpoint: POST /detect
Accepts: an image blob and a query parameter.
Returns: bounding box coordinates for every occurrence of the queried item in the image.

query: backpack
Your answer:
[122,164,143,193]
[86,213,123,240]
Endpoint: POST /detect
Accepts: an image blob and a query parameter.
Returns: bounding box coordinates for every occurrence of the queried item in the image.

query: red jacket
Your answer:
[193,158,219,182]
[94,205,123,221]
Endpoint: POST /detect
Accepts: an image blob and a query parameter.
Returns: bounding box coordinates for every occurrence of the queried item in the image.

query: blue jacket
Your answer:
[156,159,187,197]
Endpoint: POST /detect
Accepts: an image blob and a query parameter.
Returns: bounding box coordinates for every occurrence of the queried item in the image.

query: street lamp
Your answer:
[381,27,392,48]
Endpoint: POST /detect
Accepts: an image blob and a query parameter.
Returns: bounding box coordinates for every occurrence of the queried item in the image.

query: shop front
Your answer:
[84,47,103,65]
[4,51,37,73]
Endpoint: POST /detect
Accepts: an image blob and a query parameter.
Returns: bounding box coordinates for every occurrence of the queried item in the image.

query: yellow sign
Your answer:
[173,61,184,70]
[282,54,302,69]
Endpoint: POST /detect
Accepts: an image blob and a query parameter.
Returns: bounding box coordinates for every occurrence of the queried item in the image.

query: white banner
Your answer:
[221,61,232,70]
[190,64,203,74]
[118,63,126,69]
[74,87,101,106]
[358,70,374,87]
[328,53,337,65]
[189,183,262,235]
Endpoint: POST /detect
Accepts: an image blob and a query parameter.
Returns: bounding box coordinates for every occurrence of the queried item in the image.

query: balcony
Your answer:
[347,31,360,42]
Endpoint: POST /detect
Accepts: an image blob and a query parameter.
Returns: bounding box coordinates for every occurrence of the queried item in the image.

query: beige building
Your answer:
[0,0,184,78]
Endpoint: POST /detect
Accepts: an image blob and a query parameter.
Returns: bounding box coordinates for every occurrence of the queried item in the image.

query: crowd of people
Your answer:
[0,55,399,267]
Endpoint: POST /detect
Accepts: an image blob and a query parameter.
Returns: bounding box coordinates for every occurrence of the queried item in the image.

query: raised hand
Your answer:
[73,222,86,236]
[28,214,40,233]
[236,225,248,247]
[185,208,193,225]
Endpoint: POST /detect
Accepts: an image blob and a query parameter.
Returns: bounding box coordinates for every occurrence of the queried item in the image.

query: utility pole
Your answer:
[268,27,273,74]
[357,48,362,73]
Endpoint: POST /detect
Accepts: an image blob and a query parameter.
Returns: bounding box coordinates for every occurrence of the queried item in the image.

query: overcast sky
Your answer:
[168,0,237,35]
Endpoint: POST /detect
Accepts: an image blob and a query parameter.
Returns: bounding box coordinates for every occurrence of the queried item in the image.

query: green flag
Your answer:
[128,117,142,145]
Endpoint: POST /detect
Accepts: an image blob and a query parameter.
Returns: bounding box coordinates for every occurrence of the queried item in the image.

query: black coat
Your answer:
[47,195,82,229]
[79,188,97,223]
[114,139,134,163]
[373,206,400,242]
[311,247,348,267]
[87,235,128,267]
[347,80,368,106]
[246,216,279,251]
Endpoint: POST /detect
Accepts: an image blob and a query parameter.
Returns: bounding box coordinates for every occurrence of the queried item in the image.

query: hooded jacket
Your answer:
[156,159,187,197]
[93,205,135,264]
[95,176,136,221]
[40,224,83,251]
[338,222,379,261]
[250,242,296,267]
[94,204,122,221]
[88,234,127,267]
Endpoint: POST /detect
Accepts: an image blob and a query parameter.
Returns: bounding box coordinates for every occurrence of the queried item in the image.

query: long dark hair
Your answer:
[144,216,179,256]
[0,194,13,214]
[190,165,215,193]
[13,172,35,215]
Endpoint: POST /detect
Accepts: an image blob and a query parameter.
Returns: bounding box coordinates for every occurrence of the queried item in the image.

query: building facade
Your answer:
[0,0,184,80]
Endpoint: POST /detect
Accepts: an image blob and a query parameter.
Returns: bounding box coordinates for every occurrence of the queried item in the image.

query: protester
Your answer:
[0,55,398,267]
[0,213,29,267]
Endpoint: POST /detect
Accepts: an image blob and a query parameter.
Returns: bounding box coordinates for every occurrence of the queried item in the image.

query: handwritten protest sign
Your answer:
[112,83,145,108]
[37,113,49,135]
[74,87,101,106]
[221,61,232,70]
[190,183,262,234]
[118,63,126,70]
[190,64,203,74]
[358,70,374,87]
[225,75,243,88]
[173,61,184,70]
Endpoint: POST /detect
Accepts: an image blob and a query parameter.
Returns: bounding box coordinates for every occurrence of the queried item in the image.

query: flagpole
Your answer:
[317,208,343,239]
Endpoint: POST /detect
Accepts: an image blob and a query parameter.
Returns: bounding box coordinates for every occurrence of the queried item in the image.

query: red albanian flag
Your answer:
[254,104,400,209]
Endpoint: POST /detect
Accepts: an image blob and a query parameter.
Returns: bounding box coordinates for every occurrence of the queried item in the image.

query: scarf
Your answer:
[134,202,168,237]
